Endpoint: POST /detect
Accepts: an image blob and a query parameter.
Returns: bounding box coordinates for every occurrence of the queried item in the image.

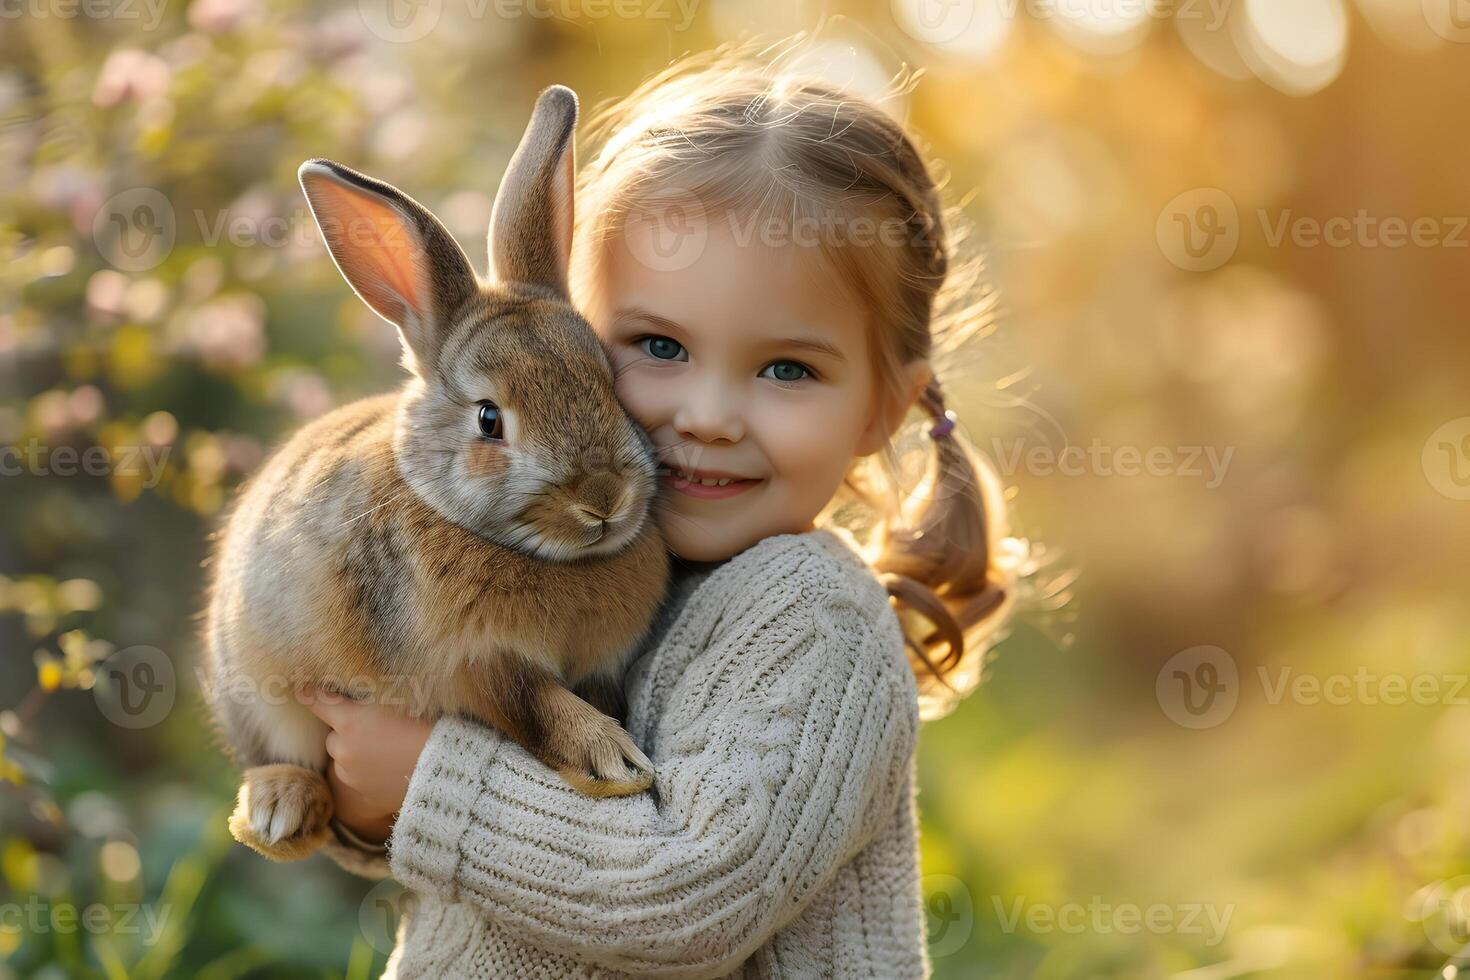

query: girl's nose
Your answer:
[672,381,745,445]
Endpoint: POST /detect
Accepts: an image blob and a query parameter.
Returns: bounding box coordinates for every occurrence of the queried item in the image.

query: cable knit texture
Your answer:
[330,527,929,979]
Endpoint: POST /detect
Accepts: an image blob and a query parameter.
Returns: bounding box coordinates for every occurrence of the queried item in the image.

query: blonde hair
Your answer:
[570,37,1024,719]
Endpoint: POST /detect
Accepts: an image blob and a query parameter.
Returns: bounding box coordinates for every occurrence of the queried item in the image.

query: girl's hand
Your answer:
[297,686,434,846]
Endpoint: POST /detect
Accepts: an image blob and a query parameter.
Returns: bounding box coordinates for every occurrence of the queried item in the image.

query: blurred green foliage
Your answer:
[3,1,1469,978]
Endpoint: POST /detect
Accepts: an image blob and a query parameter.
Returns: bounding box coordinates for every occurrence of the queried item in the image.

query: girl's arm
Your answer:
[319,555,919,978]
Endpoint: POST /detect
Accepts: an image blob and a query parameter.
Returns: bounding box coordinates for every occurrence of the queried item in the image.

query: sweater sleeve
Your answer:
[385,560,919,979]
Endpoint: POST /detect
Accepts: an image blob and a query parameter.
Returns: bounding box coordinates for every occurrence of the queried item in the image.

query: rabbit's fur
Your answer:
[201,86,669,863]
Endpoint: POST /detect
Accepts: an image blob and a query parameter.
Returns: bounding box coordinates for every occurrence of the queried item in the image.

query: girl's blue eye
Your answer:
[642,336,685,361]
[761,361,812,384]
[477,402,504,440]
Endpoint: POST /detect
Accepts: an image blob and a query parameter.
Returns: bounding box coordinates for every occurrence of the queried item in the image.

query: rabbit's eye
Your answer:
[477,402,504,441]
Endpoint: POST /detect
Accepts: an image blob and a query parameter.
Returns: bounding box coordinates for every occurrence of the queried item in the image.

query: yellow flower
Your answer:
[37,659,61,692]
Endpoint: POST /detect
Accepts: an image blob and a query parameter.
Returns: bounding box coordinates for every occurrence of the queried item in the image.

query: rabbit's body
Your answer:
[205,392,667,773]
[202,86,672,863]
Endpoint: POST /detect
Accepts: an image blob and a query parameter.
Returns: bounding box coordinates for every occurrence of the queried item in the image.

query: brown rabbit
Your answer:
[201,85,669,864]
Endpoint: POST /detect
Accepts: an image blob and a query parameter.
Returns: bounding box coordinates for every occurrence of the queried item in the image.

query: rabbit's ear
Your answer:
[299,159,478,374]
[488,84,577,298]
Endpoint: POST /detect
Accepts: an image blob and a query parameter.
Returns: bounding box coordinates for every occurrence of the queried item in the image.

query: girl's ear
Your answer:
[298,159,478,375]
[857,360,934,457]
[487,84,577,298]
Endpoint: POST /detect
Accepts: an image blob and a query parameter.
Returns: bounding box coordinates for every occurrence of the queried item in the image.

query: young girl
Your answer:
[299,41,1017,979]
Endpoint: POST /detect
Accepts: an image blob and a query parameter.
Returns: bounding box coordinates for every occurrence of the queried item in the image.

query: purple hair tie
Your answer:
[929,409,957,439]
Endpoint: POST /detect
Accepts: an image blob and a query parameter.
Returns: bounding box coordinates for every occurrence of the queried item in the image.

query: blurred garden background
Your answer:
[3,0,1470,976]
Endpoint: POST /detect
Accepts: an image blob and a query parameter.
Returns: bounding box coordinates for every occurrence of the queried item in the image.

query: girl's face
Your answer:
[589,217,928,562]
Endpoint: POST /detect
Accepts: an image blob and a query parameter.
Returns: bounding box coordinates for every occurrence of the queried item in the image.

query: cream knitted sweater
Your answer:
[326,527,929,979]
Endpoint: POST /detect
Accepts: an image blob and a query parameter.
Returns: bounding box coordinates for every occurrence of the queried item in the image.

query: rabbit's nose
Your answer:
[572,473,622,519]
[570,504,610,545]
[571,504,609,525]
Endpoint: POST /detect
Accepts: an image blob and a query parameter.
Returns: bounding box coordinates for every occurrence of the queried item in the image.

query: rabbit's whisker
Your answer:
[650,499,706,534]
[341,490,412,528]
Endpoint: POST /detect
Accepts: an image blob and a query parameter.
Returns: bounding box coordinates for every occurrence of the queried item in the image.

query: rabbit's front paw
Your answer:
[228,763,333,861]
[553,712,655,798]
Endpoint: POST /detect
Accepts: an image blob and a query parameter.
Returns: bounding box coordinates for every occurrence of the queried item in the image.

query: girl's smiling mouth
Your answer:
[658,466,763,499]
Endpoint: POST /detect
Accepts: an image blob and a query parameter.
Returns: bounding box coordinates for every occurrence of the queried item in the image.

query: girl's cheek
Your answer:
[756,390,843,444]
[613,366,663,433]
[762,393,870,479]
